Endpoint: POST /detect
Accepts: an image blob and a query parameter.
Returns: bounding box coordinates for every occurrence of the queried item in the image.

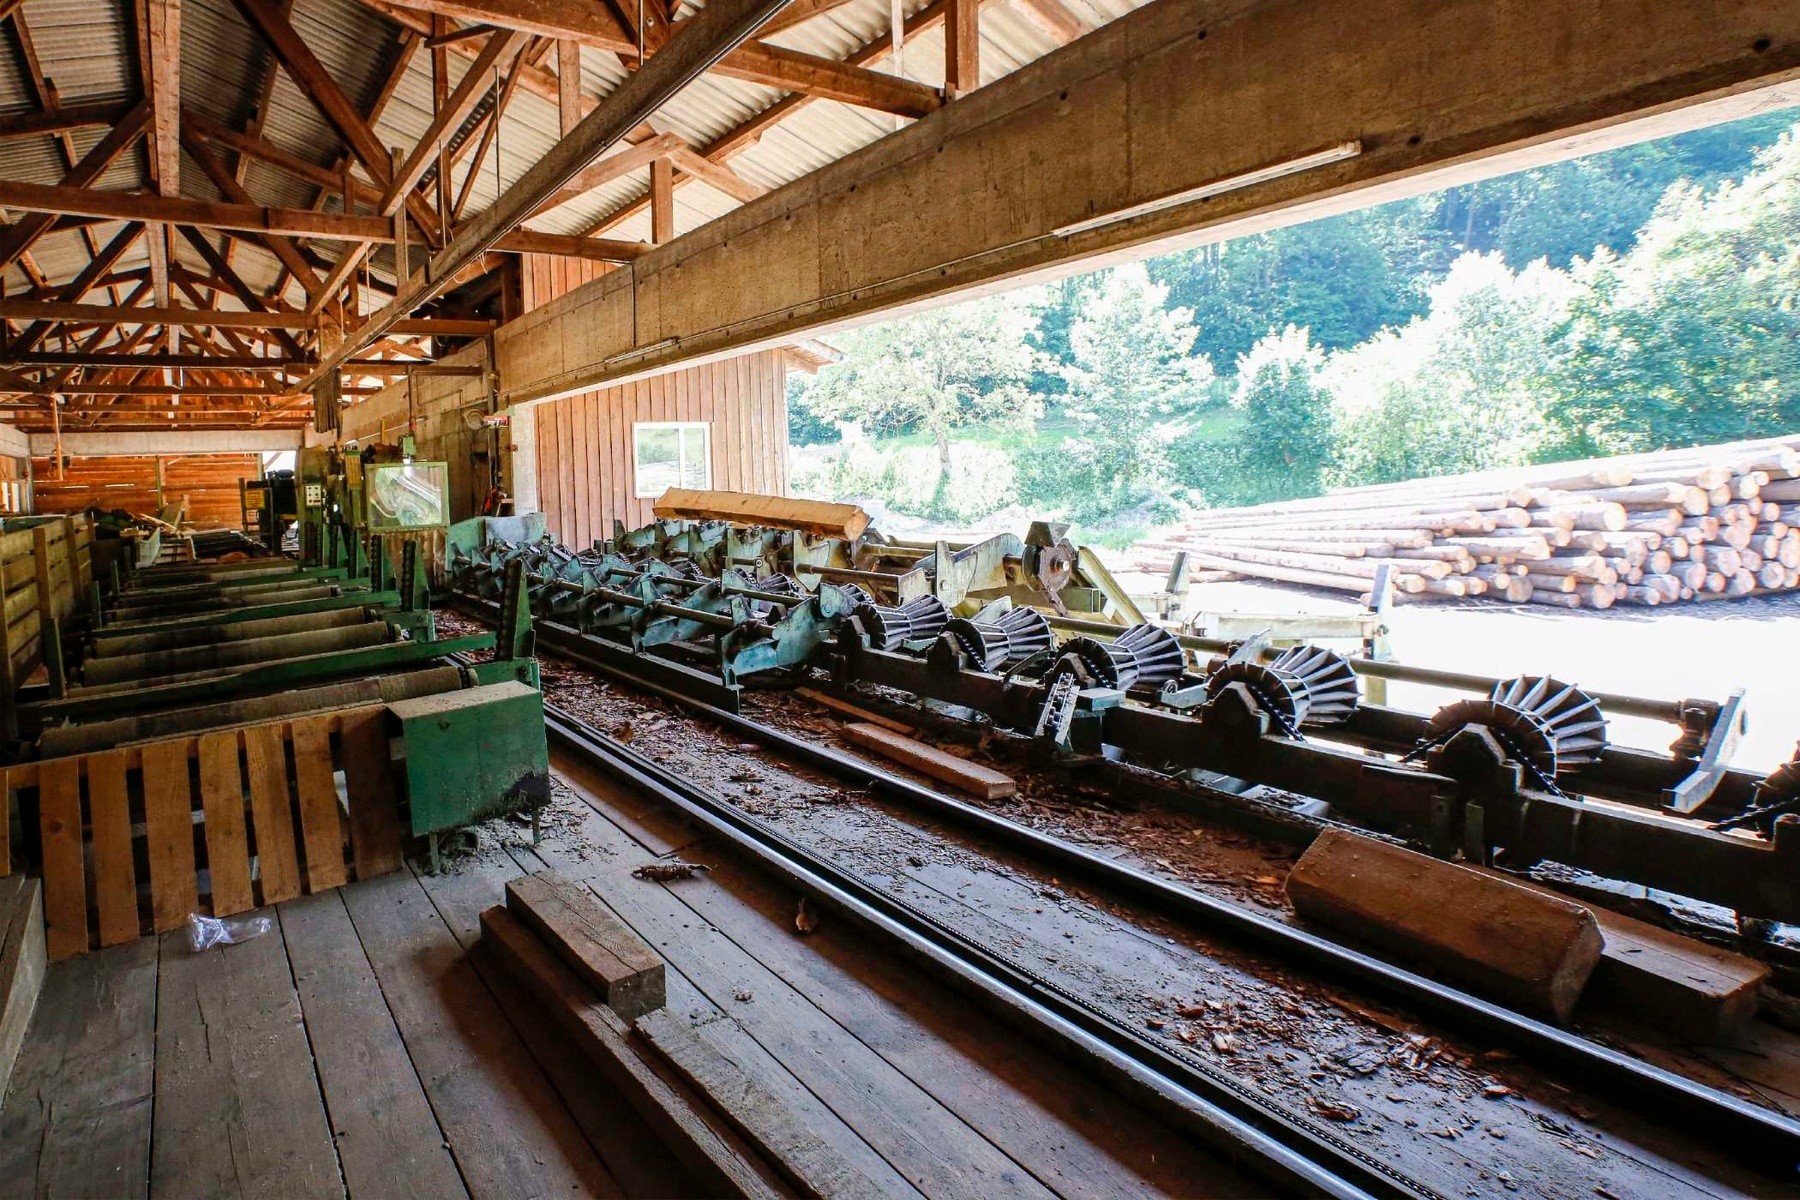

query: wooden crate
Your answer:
[3,704,404,959]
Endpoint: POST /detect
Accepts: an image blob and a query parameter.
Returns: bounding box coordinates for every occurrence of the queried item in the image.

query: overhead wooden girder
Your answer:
[494,0,1800,410]
[0,300,496,336]
[298,0,800,396]
[370,0,943,118]
[586,0,966,238]
[229,0,446,248]
[0,102,133,143]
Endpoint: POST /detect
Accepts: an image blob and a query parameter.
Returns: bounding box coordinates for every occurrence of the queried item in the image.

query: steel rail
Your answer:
[543,704,1420,1200]
[452,596,1800,1174]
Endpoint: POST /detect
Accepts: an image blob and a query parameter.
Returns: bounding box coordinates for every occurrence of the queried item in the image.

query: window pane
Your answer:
[635,426,682,496]
[679,426,709,488]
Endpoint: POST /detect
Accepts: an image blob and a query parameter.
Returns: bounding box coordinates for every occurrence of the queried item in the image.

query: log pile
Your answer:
[1129,435,1800,609]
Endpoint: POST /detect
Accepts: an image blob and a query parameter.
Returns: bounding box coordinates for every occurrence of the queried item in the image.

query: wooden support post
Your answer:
[31,526,51,649]
[390,147,410,283]
[557,39,582,135]
[650,155,674,244]
[944,0,979,99]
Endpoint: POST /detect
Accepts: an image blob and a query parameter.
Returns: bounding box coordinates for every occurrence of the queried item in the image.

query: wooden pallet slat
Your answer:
[85,749,140,948]
[339,710,403,880]
[141,739,200,933]
[290,717,348,892]
[36,758,87,960]
[243,723,302,905]
[197,730,254,917]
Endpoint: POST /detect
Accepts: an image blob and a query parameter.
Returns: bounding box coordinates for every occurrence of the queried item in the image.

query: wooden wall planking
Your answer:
[29,455,260,529]
[519,254,794,546]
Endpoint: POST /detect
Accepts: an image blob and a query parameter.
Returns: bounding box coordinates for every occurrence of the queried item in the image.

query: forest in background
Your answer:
[786,109,1800,542]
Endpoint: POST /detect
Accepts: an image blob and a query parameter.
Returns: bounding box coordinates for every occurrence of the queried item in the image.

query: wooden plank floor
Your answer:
[0,861,672,1198]
[0,766,1272,1200]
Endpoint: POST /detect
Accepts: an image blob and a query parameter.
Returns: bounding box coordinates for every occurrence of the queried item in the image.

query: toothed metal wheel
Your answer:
[862,595,951,652]
[1057,623,1185,690]
[1206,644,1359,728]
[1424,675,1607,779]
[936,606,1054,671]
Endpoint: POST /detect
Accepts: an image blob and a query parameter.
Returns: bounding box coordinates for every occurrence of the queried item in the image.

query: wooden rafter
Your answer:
[175,227,308,359]
[302,0,800,392]
[0,102,152,274]
[382,28,526,215]
[0,102,132,143]
[230,0,444,247]
[9,223,147,356]
[370,0,942,117]
[453,43,530,220]
[0,176,396,244]
[586,0,959,238]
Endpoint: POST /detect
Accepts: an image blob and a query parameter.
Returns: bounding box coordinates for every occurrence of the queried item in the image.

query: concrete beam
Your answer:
[491,0,1800,408]
[28,430,304,457]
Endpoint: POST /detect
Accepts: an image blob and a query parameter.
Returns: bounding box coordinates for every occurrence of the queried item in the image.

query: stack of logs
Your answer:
[1130,436,1800,608]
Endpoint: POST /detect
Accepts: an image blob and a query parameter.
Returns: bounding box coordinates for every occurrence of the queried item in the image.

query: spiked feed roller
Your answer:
[862,596,952,651]
[934,606,1055,672]
[835,583,877,612]
[1056,623,1185,690]
[1423,675,1608,779]
[1205,644,1360,728]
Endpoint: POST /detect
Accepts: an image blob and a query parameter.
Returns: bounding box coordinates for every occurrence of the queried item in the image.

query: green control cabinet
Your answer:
[389,680,551,838]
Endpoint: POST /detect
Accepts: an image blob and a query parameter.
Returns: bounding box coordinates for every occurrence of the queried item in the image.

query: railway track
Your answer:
[447,597,1800,1186]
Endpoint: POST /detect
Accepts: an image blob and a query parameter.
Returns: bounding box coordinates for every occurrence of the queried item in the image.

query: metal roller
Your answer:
[861,596,951,652]
[835,582,876,612]
[1424,675,1607,779]
[1056,623,1185,690]
[933,606,1054,672]
[1204,644,1359,728]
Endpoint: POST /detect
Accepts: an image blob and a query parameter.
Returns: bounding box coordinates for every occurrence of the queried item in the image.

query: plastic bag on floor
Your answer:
[187,911,274,953]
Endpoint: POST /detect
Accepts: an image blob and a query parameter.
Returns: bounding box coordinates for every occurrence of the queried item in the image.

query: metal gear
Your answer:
[862,595,951,652]
[1423,675,1607,779]
[1056,623,1184,690]
[935,606,1054,672]
[1205,644,1359,728]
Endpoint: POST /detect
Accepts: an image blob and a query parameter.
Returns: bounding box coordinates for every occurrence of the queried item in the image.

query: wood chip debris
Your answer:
[632,861,711,881]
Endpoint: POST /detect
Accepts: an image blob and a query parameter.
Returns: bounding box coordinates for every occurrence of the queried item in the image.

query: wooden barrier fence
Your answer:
[0,704,403,958]
[0,515,91,697]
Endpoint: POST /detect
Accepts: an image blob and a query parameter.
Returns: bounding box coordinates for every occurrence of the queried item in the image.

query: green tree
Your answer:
[1058,264,1213,509]
[1328,253,1574,485]
[1229,326,1336,498]
[1538,130,1800,457]
[791,295,1044,474]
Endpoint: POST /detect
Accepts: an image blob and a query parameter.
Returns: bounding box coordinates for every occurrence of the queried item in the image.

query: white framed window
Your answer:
[633,421,712,497]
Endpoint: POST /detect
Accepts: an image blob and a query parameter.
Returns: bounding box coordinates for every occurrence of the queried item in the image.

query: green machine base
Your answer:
[390,680,551,869]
